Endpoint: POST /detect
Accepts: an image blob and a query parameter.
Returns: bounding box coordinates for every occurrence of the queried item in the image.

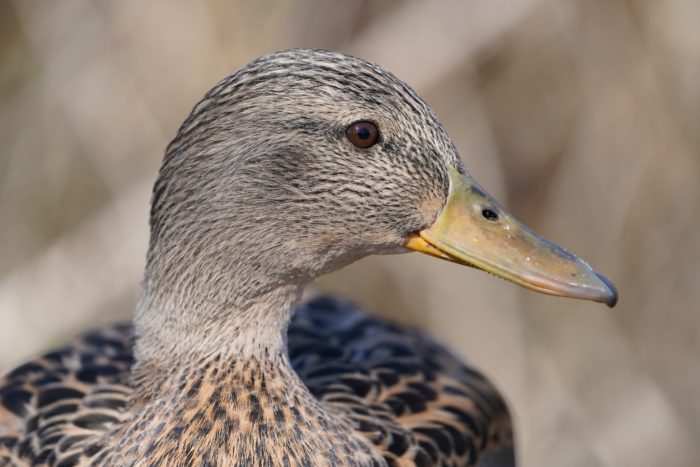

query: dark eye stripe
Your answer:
[346,121,379,149]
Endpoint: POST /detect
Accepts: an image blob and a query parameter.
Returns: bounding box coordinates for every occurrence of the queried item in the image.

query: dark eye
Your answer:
[345,121,379,148]
[481,208,499,222]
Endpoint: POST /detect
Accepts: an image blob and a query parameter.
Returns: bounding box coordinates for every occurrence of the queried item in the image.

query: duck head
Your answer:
[146,49,617,312]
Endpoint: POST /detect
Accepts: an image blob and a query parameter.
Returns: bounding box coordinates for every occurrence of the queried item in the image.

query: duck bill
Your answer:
[405,168,618,307]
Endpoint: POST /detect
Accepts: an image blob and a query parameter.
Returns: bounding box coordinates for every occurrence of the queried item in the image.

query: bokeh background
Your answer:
[1,1,698,466]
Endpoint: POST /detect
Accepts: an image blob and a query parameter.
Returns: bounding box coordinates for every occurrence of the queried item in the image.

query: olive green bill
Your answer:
[405,168,618,307]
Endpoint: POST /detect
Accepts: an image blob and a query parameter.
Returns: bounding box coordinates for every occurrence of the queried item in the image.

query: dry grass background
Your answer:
[1,1,698,466]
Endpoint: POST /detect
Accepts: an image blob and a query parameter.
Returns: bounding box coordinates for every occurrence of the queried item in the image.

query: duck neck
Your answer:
[118,283,380,465]
[133,282,303,368]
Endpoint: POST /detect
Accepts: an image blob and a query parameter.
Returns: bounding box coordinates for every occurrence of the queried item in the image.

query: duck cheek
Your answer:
[418,195,445,227]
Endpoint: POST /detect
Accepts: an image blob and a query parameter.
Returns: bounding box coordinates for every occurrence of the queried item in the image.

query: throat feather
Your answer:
[108,353,380,466]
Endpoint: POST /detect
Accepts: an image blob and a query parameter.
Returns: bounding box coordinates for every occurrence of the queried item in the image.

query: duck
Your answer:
[0,49,617,467]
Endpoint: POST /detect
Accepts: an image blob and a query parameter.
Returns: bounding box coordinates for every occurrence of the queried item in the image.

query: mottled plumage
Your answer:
[1,299,512,466]
[0,48,539,466]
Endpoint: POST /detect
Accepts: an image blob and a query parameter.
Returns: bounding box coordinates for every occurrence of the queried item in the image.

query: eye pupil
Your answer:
[357,127,370,140]
[482,208,499,221]
[346,121,379,148]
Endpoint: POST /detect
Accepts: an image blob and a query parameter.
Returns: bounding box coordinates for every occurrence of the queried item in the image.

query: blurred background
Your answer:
[1,1,698,466]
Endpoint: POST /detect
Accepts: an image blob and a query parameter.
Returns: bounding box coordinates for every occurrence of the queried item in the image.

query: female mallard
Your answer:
[0,49,616,467]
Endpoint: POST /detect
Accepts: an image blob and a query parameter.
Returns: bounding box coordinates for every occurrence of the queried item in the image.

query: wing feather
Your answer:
[290,297,514,467]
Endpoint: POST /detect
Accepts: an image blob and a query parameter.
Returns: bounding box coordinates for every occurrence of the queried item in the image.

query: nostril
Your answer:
[481,208,499,222]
